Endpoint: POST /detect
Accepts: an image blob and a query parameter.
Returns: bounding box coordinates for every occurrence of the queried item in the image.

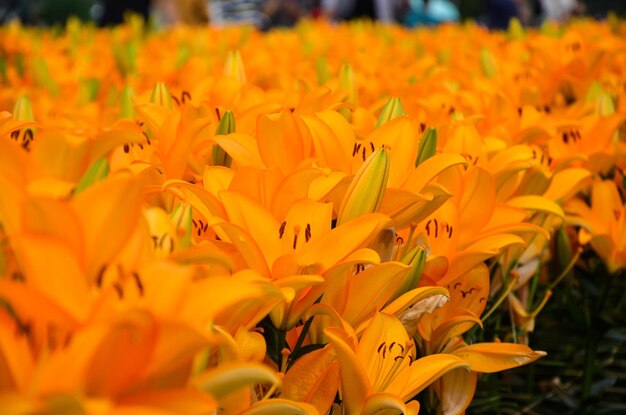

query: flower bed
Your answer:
[0,17,625,414]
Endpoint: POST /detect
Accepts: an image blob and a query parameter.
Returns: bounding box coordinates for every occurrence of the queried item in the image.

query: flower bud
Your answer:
[12,95,34,121]
[480,48,497,78]
[212,110,235,167]
[508,18,525,40]
[415,127,437,166]
[376,97,405,128]
[120,85,135,119]
[393,244,427,300]
[150,82,174,109]
[223,50,246,83]
[75,158,109,194]
[337,146,390,225]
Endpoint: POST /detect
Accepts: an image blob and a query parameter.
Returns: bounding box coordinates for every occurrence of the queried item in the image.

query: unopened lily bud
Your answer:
[75,158,109,194]
[212,110,235,167]
[12,95,34,121]
[415,127,437,166]
[120,85,135,119]
[595,91,615,116]
[315,57,330,85]
[150,82,174,109]
[339,64,357,105]
[337,146,390,225]
[33,59,59,96]
[376,97,405,128]
[480,48,497,78]
[508,18,525,40]
[170,203,193,249]
[223,50,246,83]
[393,244,427,301]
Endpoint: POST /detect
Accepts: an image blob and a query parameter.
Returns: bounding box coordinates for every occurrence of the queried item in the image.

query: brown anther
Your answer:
[132,272,144,296]
[278,221,287,239]
[96,265,106,287]
[454,282,461,289]
[305,223,312,242]
[352,142,358,156]
[420,122,426,132]
[113,283,124,299]
[434,219,439,238]
[369,142,375,152]
[181,91,191,103]
[123,144,130,153]
[171,95,180,106]
[377,342,386,353]
[389,341,396,351]
[394,356,404,361]
[448,226,453,238]
[215,108,221,121]
[292,225,301,250]
[396,236,404,244]
[10,130,19,140]
[425,219,431,236]
[362,146,366,161]
[192,219,198,227]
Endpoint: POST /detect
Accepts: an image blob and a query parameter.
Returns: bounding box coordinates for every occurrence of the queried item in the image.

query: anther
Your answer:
[123,144,130,153]
[434,219,439,238]
[377,342,386,353]
[352,142,358,156]
[278,221,287,239]
[361,147,366,161]
[215,108,221,121]
[369,142,375,152]
[96,265,106,287]
[292,225,301,250]
[305,223,311,242]
[389,342,396,351]
[420,122,426,132]
[171,95,180,106]
[132,272,144,296]
[113,283,124,299]
[182,91,191,103]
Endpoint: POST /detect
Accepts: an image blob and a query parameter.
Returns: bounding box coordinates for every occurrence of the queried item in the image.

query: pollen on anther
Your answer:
[278,221,287,239]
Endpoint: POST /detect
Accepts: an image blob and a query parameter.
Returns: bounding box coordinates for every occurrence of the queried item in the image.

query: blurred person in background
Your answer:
[404,0,460,26]
[539,0,582,22]
[152,0,208,26]
[322,0,408,23]
[206,0,311,30]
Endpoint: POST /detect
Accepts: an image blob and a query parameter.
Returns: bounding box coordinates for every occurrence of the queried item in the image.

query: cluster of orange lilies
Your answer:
[0,15,625,415]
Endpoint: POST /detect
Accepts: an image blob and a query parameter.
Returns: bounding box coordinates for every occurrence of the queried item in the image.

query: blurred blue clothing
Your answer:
[405,0,460,26]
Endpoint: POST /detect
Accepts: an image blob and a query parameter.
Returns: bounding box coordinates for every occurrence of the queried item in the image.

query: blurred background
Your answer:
[0,0,625,29]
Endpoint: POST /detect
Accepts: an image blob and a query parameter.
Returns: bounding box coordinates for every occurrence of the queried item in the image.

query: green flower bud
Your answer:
[75,158,109,194]
[223,50,246,83]
[120,85,136,119]
[150,82,174,109]
[480,48,497,78]
[337,146,390,225]
[376,97,405,128]
[508,18,525,40]
[212,110,235,167]
[416,127,437,166]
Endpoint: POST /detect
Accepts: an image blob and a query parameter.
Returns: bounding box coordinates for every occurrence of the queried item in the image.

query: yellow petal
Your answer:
[453,342,546,373]
[282,346,339,415]
[240,399,319,415]
[362,392,411,415]
[507,195,564,218]
[325,327,372,415]
[385,354,469,401]
[193,362,280,400]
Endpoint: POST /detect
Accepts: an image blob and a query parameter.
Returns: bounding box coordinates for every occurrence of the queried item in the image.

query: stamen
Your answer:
[113,283,124,299]
[182,91,191,103]
[434,219,439,238]
[132,272,144,296]
[278,221,287,239]
[389,341,396,352]
[352,142,358,156]
[171,95,180,106]
[292,225,301,250]
[377,342,386,353]
[420,122,426,132]
[96,265,106,287]
[215,108,221,121]
[425,219,431,236]
[361,146,366,161]
[123,144,130,153]
[305,223,311,242]
[369,141,375,152]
